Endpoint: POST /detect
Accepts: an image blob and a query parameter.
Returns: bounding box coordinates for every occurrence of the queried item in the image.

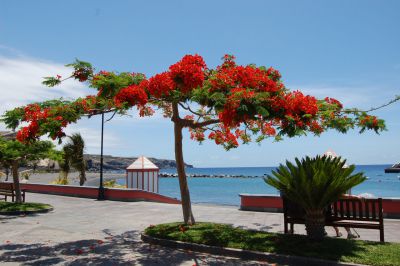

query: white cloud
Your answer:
[289,84,396,108]
[0,54,91,130]
[64,124,121,152]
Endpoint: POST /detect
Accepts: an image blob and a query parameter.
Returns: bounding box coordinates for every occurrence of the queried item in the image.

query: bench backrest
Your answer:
[283,196,306,219]
[327,198,383,222]
[0,182,14,191]
[284,197,383,222]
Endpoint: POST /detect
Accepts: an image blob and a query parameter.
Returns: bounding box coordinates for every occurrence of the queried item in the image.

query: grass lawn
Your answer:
[145,222,400,266]
[0,202,53,213]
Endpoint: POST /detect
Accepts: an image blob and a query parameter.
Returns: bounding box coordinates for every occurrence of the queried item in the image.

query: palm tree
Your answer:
[264,155,366,240]
[58,149,71,182]
[63,133,86,186]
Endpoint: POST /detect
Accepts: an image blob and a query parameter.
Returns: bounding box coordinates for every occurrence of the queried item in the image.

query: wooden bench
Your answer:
[283,197,384,242]
[0,182,26,203]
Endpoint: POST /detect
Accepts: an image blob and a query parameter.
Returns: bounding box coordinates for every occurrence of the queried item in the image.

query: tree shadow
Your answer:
[0,215,17,224]
[242,232,375,263]
[0,230,269,265]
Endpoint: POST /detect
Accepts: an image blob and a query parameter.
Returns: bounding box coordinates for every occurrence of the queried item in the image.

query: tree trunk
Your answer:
[172,103,195,225]
[305,209,326,241]
[5,167,9,181]
[79,169,86,186]
[11,160,22,203]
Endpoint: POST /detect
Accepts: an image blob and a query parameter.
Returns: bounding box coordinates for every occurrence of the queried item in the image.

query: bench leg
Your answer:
[290,223,294,234]
[380,228,384,242]
[22,192,25,203]
[284,221,288,234]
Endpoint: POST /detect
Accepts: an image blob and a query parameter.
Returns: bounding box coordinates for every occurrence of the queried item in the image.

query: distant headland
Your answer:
[84,154,193,171]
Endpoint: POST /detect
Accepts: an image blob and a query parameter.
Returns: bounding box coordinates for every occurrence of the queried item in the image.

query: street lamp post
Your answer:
[97,112,105,200]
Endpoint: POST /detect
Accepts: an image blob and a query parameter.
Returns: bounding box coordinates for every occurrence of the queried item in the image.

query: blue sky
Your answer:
[0,0,399,167]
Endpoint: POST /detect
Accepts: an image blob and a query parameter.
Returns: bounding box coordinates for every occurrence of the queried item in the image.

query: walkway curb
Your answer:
[0,207,53,216]
[141,234,367,266]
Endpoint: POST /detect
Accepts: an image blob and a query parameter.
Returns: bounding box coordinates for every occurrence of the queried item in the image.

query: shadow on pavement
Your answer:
[0,230,272,265]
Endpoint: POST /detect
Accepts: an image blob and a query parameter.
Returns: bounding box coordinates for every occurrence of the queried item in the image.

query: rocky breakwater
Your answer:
[159,173,266,178]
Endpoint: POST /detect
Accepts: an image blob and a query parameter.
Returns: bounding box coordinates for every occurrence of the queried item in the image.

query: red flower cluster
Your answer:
[359,115,379,127]
[210,56,282,93]
[138,106,155,117]
[260,121,276,136]
[266,67,282,81]
[73,69,90,82]
[178,224,187,232]
[283,91,318,117]
[73,95,97,113]
[24,104,43,120]
[218,88,255,127]
[208,128,239,148]
[324,97,343,109]
[169,54,207,94]
[310,120,323,134]
[114,82,148,107]
[218,106,239,127]
[147,72,174,98]
[16,122,39,143]
[263,91,323,134]
[16,97,100,143]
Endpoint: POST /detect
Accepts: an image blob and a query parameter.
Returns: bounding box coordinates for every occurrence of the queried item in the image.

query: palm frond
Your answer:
[265,155,366,211]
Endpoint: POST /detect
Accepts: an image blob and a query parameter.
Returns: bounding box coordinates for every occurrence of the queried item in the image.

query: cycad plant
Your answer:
[265,155,366,240]
[63,133,86,186]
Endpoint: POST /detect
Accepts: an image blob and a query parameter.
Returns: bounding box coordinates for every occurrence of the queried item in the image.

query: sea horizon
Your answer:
[178,163,396,169]
[117,164,400,206]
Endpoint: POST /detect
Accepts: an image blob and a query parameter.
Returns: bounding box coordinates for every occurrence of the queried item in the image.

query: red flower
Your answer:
[148,72,174,98]
[179,224,187,232]
[208,128,239,148]
[325,97,343,109]
[73,69,90,82]
[169,54,207,94]
[210,59,282,94]
[138,106,155,117]
[114,82,148,107]
[99,70,110,76]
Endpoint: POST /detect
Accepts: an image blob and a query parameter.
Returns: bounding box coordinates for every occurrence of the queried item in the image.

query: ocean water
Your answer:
[118,165,400,206]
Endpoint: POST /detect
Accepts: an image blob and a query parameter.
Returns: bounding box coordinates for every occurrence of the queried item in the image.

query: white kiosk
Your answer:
[125,156,159,193]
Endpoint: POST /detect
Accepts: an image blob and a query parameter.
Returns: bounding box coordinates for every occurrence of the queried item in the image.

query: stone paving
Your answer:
[1,193,400,265]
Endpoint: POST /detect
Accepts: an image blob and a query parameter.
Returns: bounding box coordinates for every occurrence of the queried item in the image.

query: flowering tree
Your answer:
[1,55,393,224]
[0,137,55,203]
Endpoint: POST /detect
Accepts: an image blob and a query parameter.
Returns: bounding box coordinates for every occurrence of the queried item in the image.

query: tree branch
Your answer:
[341,95,400,114]
[178,103,206,117]
[181,119,220,129]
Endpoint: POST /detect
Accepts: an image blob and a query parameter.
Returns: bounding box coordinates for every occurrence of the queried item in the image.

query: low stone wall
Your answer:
[20,183,180,204]
[239,194,400,219]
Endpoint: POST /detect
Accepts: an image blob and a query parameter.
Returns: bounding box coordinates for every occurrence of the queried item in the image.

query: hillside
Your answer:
[84,154,193,171]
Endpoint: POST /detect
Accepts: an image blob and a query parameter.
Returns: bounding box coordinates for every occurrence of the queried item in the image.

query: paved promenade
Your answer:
[1,193,400,265]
